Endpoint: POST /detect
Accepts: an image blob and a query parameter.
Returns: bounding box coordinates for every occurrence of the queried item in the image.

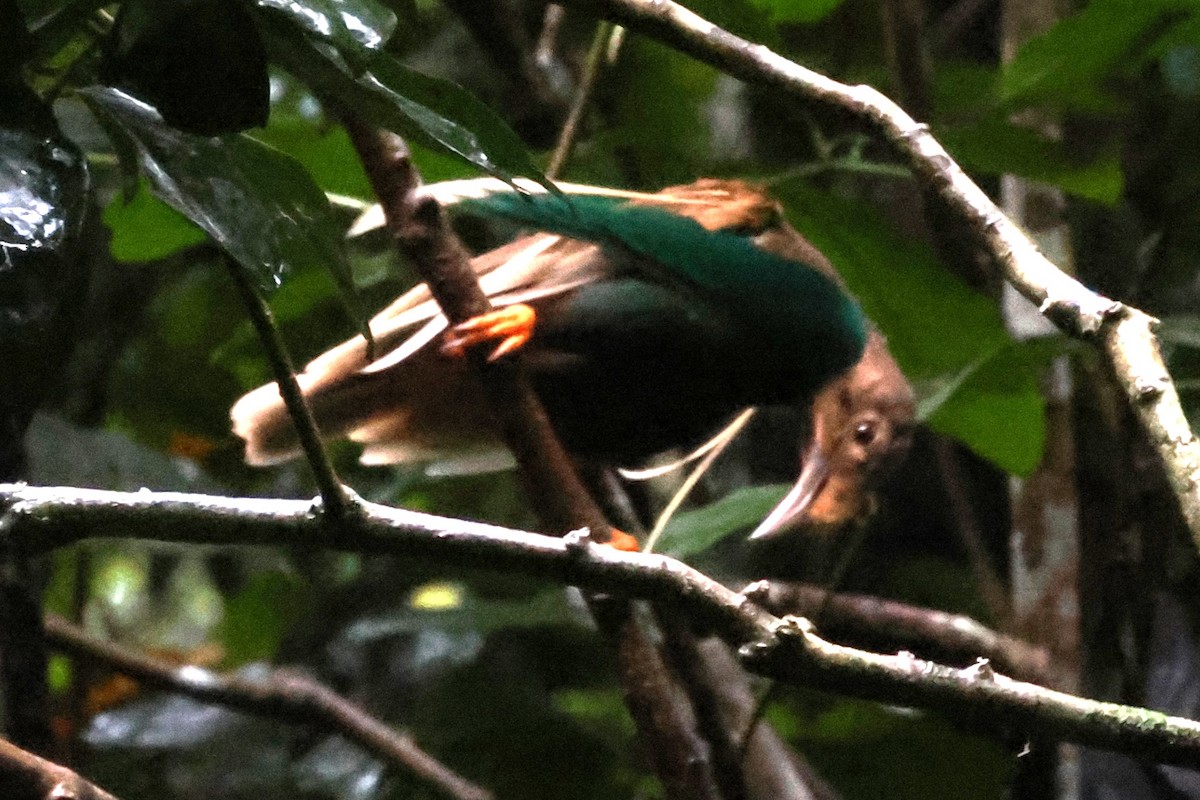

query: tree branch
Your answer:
[337,119,611,539]
[0,734,119,800]
[5,484,1200,768]
[558,0,1200,555]
[42,614,491,800]
[337,120,725,799]
[745,580,1050,685]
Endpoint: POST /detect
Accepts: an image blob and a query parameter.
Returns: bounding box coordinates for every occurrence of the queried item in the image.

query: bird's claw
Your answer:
[604,528,640,552]
[441,303,536,362]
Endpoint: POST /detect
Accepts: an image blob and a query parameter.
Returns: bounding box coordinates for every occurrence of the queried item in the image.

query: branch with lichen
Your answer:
[559,0,1200,552]
[4,483,1200,768]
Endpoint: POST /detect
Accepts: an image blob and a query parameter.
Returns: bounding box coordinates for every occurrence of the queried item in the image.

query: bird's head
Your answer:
[751,329,915,539]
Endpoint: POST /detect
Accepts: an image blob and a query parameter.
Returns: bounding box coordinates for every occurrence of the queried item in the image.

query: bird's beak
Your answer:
[747,329,915,542]
[748,439,832,540]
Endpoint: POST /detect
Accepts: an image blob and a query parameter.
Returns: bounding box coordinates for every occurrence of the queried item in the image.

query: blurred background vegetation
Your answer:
[5,0,1200,797]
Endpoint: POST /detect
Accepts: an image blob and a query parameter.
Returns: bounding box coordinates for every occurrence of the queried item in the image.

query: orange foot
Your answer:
[604,528,640,552]
[441,303,536,362]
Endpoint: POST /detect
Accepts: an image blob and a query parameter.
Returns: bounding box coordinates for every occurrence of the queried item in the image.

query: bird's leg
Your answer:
[440,303,537,361]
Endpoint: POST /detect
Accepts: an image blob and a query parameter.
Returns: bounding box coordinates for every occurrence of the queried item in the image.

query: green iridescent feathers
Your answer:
[452,187,869,384]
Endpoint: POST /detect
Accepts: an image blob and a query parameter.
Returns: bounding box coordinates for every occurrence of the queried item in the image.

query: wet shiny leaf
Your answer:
[265,24,550,188]
[80,86,357,303]
[0,91,90,477]
[255,0,397,61]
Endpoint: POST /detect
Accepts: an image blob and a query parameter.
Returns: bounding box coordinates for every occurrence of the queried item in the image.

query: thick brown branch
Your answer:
[42,614,490,800]
[559,0,1200,556]
[0,735,119,800]
[4,484,1200,768]
[338,121,723,799]
[338,119,609,538]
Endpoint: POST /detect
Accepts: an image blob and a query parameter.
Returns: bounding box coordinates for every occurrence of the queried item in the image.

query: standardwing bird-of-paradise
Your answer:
[231,178,914,544]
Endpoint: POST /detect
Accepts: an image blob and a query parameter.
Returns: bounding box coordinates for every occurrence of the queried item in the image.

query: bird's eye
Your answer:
[852,421,877,447]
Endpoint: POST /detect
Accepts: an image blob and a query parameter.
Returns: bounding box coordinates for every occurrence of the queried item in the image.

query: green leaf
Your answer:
[746,0,847,23]
[80,86,359,308]
[939,117,1123,205]
[776,182,1010,381]
[603,39,719,185]
[251,117,374,199]
[104,179,207,261]
[920,338,1067,476]
[217,571,310,664]
[657,484,788,558]
[933,62,998,117]
[364,56,543,182]
[263,22,550,188]
[255,0,397,61]
[999,0,1183,111]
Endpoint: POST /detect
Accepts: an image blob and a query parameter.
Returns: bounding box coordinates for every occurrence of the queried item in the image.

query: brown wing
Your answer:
[231,179,823,469]
[230,232,612,467]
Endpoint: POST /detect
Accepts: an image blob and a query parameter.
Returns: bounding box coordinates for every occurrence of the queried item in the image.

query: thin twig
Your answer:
[43,614,492,800]
[223,256,349,520]
[5,484,1200,767]
[546,20,616,180]
[559,0,1200,555]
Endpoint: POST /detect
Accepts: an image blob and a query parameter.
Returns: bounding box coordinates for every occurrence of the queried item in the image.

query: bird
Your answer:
[231,178,914,543]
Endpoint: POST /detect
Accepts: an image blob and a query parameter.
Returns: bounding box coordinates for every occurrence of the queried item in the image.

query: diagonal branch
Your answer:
[337,119,610,538]
[5,483,1200,768]
[559,0,1200,555]
[42,614,491,800]
[0,734,119,800]
[336,119,724,800]
[224,256,349,520]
